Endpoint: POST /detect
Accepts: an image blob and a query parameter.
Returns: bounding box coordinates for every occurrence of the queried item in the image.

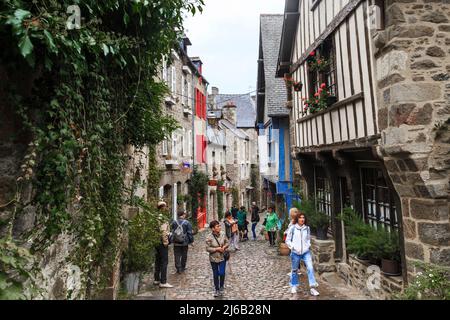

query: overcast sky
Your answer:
[184,0,285,95]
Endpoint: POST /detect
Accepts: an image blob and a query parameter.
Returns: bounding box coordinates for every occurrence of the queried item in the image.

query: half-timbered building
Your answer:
[277,0,450,298]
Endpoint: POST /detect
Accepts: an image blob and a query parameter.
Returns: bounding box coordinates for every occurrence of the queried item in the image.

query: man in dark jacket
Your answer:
[250,202,260,240]
[231,205,239,220]
[170,210,194,274]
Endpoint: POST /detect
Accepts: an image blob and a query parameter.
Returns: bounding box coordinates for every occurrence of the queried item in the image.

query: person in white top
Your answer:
[285,211,319,296]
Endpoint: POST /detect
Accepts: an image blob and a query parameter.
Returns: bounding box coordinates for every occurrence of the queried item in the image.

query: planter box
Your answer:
[124,272,141,296]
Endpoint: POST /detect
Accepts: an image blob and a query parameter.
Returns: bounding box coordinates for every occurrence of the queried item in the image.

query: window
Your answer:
[171,66,176,94]
[187,130,192,157]
[181,74,186,105]
[306,37,337,115]
[361,167,398,230]
[315,166,332,218]
[187,78,192,107]
[268,126,275,163]
[162,57,168,82]
[172,132,178,158]
[181,130,185,157]
[162,139,168,156]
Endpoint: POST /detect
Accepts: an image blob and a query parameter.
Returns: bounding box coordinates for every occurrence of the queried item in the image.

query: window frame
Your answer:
[360,165,399,231]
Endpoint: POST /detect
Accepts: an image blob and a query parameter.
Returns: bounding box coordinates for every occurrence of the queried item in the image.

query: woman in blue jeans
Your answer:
[285,212,320,296]
[206,220,229,297]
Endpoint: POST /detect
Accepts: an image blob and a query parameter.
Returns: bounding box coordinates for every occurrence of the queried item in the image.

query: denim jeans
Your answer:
[290,251,318,288]
[251,222,257,239]
[210,260,226,291]
[174,245,189,272]
[230,233,239,250]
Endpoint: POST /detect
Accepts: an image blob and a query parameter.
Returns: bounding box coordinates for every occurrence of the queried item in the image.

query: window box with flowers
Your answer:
[284,75,303,92]
[303,83,337,114]
[307,50,330,73]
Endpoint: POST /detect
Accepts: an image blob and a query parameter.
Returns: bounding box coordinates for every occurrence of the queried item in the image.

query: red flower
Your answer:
[317,60,322,64]
[305,104,309,107]
[314,92,319,97]
[318,88,323,94]
[309,51,315,57]
[320,83,327,89]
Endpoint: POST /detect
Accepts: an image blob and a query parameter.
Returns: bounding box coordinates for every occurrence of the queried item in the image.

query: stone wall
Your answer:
[337,256,403,300]
[373,0,450,279]
[310,236,337,274]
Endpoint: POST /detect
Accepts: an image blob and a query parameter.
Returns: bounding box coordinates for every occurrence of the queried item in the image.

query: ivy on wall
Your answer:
[0,0,204,298]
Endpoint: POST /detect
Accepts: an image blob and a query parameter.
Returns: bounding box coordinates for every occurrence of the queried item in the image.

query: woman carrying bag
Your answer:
[206,220,230,298]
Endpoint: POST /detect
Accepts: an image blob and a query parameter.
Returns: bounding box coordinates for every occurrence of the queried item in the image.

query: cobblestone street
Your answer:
[137,220,363,300]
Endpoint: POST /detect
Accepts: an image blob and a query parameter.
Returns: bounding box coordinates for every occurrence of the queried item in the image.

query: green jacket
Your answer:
[265,212,279,231]
[237,210,247,226]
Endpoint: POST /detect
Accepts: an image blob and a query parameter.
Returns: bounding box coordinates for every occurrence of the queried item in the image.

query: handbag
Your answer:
[213,234,230,261]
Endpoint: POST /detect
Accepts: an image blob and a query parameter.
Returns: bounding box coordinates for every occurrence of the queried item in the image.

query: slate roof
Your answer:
[215,93,256,128]
[260,14,288,117]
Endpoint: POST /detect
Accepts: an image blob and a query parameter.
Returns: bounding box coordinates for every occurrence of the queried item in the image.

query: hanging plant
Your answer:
[308,51,330,72]
[293,81,303,92]
[303,83,330,114]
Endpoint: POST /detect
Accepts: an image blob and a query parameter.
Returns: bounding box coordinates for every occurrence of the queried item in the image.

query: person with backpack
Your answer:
[206,220,229,297]
[265,206,279,246]
[153,201,174,288]
[223,211,239,251]
[250,202,260,240]
[170,210,194,274]
[285,212,319,296]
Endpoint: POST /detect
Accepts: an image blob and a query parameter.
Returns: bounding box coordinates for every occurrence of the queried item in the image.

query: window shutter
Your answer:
[172,66,176,94]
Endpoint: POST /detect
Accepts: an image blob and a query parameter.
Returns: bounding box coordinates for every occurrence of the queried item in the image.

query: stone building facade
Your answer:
[373,0,450,276]
[156,38,208,222]
[276,0,449,298]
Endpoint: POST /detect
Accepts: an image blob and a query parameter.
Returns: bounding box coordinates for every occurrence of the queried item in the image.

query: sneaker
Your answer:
[153,280,160,285]
[290,286,297,294]
[310,288,320,296]
[213,290,220,298]
[159,283,174,288]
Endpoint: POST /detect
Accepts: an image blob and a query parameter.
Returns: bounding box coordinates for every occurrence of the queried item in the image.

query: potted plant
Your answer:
[278,218,291,256]
[379,230,401,275]
[311,211,329,240]
[303,83,331,114]
[293,81,303,92]
[307,52,330,72]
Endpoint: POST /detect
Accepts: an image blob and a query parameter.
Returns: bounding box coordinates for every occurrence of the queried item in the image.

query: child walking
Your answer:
[285,212,320,296]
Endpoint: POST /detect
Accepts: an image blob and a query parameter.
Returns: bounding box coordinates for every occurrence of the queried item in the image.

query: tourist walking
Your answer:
[285,212,320,296]
[265,206,279,246]
[250,202,260,240]
[231,205,239,220]
[170,210,194,274]
[224,211,239,250]
[206,220,230,298]
[153,201,174,288]
[237,206,248,241]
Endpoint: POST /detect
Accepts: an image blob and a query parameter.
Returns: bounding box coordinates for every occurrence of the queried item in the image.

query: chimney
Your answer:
[223,102,237,126]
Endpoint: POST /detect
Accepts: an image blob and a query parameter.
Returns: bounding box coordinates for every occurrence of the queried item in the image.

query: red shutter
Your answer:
[203,94,207,119]
[195,89,199,116]
[202,135,207,163]
[196,135,202,162]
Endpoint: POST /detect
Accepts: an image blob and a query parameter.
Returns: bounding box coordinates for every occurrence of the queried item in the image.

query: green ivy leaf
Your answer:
[43,30,58,54]
[18,34,33,58]
[102,43,109,56]
[14,9,31,21]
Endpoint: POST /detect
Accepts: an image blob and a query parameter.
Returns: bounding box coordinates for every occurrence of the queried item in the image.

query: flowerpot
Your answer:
[369,257,381,266]
[293,82,303,92]
[381,259,401,276]
[124,272,141,295]
[327,96,337,107]
[316,227,328,240]
[279,243,291,256]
